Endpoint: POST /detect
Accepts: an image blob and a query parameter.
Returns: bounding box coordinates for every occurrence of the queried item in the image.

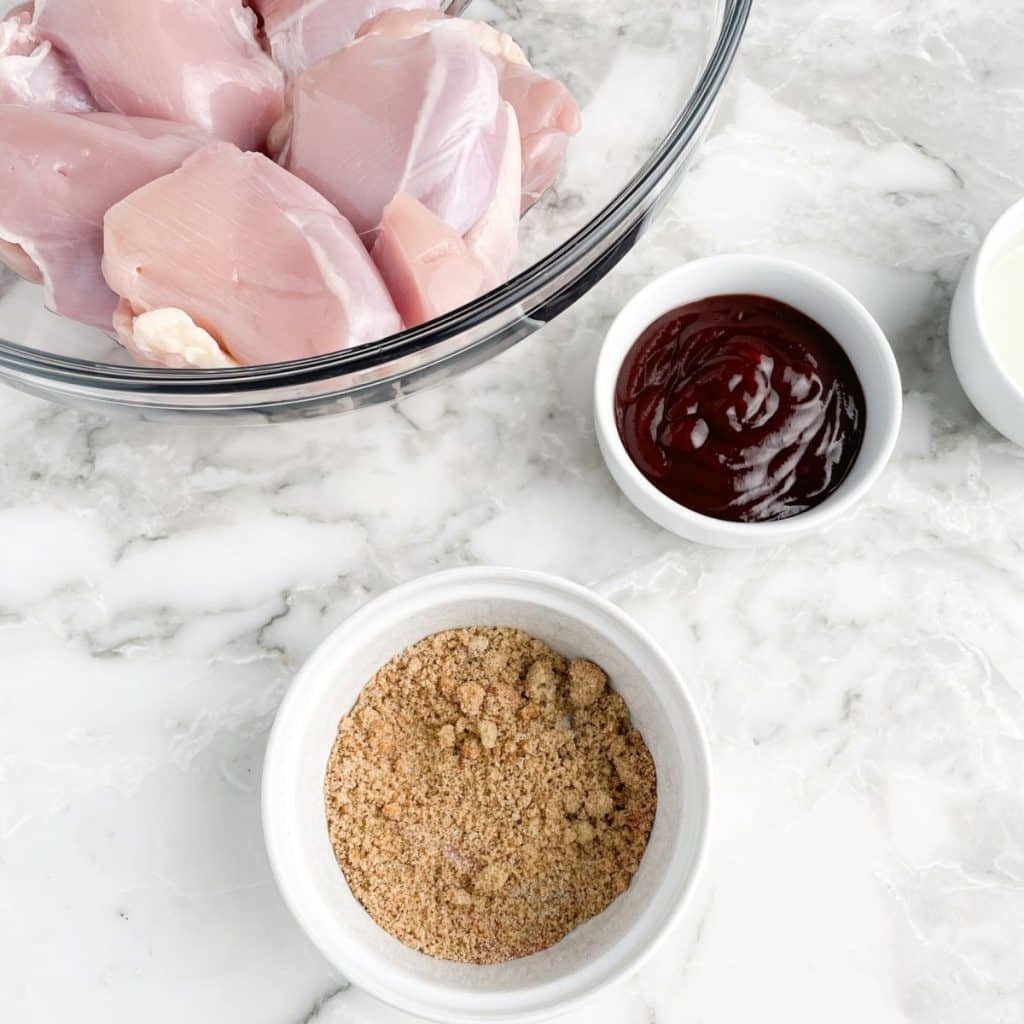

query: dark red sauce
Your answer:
[615,294,866,523]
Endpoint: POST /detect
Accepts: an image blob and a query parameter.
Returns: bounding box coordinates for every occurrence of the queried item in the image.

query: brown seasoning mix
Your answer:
[323,626,657,964]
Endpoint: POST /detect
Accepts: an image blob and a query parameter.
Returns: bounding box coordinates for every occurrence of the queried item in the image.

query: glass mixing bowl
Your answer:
[0,0,750,420]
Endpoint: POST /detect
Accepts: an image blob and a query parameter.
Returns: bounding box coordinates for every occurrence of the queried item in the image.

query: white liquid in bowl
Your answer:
[983,240,1024,388]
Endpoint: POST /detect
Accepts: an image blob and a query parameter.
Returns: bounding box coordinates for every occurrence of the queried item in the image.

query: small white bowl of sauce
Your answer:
[594,254,903,547]
[950,196,1024,446]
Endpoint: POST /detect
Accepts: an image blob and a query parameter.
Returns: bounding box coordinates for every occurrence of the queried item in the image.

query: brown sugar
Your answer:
[323,626,658,965]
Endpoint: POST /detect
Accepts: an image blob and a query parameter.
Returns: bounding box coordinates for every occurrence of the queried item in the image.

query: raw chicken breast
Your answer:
[358,9,580,210]
[33,0,284,150]
[250,0,439,79]
[103,142,402,368]
[273,22,506,238]
[371,103,520,327]
[0,108,209,328]
[0,3,95,111]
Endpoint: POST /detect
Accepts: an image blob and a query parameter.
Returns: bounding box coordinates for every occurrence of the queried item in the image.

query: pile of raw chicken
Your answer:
[0,0,579,367]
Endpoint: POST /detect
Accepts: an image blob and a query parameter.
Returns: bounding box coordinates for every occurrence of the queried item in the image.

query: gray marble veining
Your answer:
[2,1,1024,1022]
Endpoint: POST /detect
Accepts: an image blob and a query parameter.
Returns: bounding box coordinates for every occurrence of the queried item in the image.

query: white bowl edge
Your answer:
[949,196,1024,447]
[594,254,903,547]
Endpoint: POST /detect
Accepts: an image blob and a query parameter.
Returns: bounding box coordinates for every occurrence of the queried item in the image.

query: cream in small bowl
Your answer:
[950,196,1024,447]
[595,254,903,548]
[262,567,710,1023]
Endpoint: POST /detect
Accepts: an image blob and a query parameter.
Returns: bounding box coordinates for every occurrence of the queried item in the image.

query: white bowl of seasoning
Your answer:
[950,196,1024,446]
[262,566,711,1023]
[594,254,903,547]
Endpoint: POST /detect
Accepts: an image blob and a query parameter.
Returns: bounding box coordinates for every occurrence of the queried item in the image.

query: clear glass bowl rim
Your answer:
[0,0,751,396]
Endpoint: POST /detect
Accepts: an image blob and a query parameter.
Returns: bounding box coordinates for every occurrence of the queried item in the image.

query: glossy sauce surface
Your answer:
[615,294,867,523]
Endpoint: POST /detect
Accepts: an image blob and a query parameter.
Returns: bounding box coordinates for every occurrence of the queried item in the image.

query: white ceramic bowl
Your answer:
[950,196,1024,447]
[262,567,711,1023]
[594,254,903,547]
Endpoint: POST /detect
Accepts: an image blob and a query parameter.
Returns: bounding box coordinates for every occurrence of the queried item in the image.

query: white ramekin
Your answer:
[594,254,903,547]
[262,567,711,1023]
[950,196,1024,447]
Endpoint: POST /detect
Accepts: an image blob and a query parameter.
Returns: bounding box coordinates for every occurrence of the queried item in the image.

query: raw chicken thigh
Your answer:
[33,0,284,150]
[0,0,579,365]
[0,108,209,328]
[372,102,521,326]
[462,102,522,286]
[371,194,488,329]
[250,0,439,79]
[0,3,95,111]
[103,142,402,368]
[358,9,580,210]
[272,22,508,238]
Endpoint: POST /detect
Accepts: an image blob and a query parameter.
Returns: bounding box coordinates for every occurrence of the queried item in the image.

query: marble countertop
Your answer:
[3,2,1024,1021]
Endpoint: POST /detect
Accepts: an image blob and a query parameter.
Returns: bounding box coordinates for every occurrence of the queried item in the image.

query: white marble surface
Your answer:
[3,1,1024,1021]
